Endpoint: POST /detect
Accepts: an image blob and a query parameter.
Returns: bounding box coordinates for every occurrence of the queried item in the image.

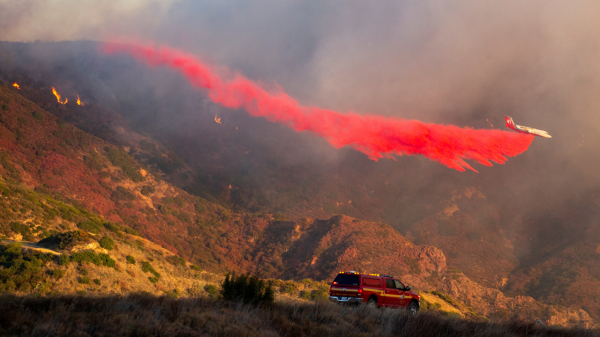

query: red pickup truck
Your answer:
[328,271,420,314]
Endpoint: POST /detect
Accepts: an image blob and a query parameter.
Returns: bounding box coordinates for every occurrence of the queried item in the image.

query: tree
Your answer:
[99,236,115,250]
[220,273,274,305]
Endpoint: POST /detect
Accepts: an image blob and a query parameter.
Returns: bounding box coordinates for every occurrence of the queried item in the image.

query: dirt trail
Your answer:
[2,239,61,255]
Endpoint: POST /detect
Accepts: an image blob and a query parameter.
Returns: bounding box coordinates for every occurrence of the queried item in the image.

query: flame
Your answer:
[214,114,221,124]
[12,82,20,89]
[51,87,68,104]
[76,94,84,106]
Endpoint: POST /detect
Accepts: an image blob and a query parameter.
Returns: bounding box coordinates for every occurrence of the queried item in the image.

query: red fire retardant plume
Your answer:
[102,43,534,172]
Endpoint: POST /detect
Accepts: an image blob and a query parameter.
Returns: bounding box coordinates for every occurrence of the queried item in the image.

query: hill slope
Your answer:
[0,75,596,327]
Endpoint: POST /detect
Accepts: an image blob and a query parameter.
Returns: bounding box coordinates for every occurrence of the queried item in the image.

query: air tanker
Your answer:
[504,116,551,138]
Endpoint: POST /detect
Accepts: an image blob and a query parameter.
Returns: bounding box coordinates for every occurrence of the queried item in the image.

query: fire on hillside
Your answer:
[77,94,84,106]
[12,82,20,89]
[51,87,68,104]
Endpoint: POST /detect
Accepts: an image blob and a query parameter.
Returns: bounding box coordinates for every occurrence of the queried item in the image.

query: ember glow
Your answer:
[76,94,84,106]
[12,82,20,89]
[214,114,221,124]
[102,43,534,172]
[51,87,68,104]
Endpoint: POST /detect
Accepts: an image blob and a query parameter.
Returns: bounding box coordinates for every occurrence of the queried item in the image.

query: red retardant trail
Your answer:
[102,43,534,172]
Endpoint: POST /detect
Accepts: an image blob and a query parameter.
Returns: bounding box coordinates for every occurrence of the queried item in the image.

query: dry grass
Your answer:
[0,294,597,337]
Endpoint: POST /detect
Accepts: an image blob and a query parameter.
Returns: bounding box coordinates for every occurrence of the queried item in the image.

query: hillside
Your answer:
[0,60,597,327]
[0,81,447,281]
[503,223,600,321]
[0,40,552,296]
[0,83,449,282]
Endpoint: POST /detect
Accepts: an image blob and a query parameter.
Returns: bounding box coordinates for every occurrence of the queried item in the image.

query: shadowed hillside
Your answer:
[1,295,597,337]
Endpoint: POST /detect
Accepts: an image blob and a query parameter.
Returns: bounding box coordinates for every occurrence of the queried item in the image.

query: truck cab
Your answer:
[329,271,420,312]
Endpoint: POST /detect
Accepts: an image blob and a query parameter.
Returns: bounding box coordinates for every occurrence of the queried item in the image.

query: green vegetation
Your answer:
[282,283,296,295]
[194,203,207,213]
[52,269,66,279]
[78,276,91,284]
[311,286,329,302]
[221,274,275,306]
[83,154,104,171]
[111,186,136,201]
[0,243,54,293]
[204,284,219,299]
[190,264,202,271]
[166,255,185,267]
[0,152,21,181]
[106,148,144,182]
[162,196,186,208]
[58,254,70,266]
[176,212,192,224]
[77,221,102,234]
[431,291,458,308]
[126,255,136,264]
[40,230,91,250]
[122,226,140,236]
[46,198,103,225]
[447,266,462,274]
[98,236,115,250]
[141,261,160,283]
[140,185,155,196]
[103,222,140,237]
[300,290,311,300]
[71,251,116,268]
[32,111,45,122]
[10,222,32,240]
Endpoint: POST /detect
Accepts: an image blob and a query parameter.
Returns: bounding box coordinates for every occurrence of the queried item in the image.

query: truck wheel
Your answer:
[367,297,377,309]
[408,301,419,317]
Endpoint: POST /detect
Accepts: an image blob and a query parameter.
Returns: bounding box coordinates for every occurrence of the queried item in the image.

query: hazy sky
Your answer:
[3,0,600,119]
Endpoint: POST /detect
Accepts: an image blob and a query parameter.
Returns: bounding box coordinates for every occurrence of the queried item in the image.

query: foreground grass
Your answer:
[0,295,597,337]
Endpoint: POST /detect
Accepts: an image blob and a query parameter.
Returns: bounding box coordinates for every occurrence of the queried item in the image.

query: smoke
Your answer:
[0,0,175,42]
[102,42,533,172]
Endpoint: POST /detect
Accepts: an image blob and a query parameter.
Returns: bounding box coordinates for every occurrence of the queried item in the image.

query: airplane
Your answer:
[504,116,551,138]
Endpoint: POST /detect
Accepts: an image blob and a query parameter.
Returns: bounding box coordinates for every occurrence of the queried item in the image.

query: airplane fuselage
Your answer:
[504,116,551,138]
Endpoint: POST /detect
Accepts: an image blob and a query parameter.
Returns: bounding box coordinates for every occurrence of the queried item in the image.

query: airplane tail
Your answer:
[504,115,515,128]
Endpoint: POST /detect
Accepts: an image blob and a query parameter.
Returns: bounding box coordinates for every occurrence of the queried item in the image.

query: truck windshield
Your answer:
[333,274,360,286]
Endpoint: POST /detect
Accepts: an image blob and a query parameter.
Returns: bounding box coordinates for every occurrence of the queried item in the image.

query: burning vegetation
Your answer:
[51,87,68,104]
[12,82,19,89]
